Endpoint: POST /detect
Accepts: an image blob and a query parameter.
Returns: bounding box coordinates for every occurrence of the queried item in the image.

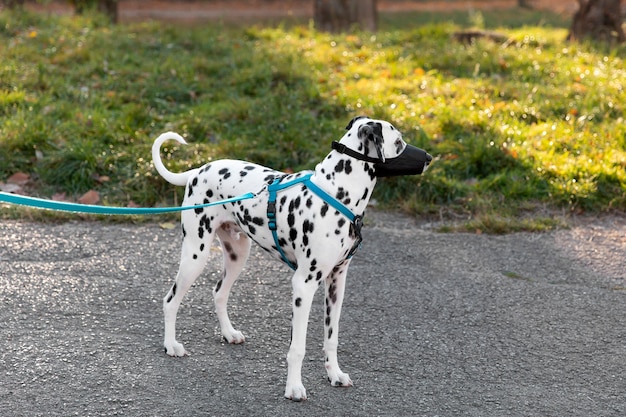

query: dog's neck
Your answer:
[311,150,377,217]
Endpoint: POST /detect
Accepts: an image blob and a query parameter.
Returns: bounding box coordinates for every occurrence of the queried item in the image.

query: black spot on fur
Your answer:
[328,327,333,339]
[200,244,205,252]
[328,281,337,303]
[215,279,223,293]
[344,160,353,174]
[218,168,230,179]
[320,203,329,217]
[206,189,214,198]
[303,219,314,234]
[295,297,302,307]
[289,228,297,241]
[334,160,345,173]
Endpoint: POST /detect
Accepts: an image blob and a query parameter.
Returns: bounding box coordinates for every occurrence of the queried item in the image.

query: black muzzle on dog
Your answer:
[374,144,432,177]
[331,141,432,177]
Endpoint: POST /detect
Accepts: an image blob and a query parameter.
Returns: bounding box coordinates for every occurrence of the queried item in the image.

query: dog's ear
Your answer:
[358,122,385,162]
[345,115,367,130]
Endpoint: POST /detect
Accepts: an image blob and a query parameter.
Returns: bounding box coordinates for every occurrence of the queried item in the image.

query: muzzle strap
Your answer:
[331,141,381,164]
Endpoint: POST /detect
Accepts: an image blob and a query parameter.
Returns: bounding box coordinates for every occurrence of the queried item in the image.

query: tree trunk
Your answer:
[98,0,118,23]
[1,0,25,9]
[314,0,377,32]
[73,0,118,23]
[568,0,625,43]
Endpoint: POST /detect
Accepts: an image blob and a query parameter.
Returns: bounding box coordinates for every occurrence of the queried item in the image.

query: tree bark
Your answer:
[1,0,25,9]
[72,0,118,23]
[568,0,625,43]
[314,0,377,32]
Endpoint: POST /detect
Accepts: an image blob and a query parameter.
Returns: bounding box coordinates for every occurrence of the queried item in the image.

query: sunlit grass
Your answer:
[1,9,624,230]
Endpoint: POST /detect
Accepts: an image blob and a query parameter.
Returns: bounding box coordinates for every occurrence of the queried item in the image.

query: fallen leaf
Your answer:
[52,193,68,201]
[78,190,100,205]
[7,172,30,185]
[0,182,22,193]
[159,222,176,230]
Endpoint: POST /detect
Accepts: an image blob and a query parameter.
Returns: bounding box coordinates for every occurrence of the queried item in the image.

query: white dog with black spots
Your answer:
[152,116,432,401]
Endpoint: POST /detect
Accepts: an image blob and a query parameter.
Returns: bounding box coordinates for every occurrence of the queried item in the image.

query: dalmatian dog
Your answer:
[152,116,432,401]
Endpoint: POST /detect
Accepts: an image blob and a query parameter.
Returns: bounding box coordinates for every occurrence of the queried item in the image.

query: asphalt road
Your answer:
[1,212,624,416]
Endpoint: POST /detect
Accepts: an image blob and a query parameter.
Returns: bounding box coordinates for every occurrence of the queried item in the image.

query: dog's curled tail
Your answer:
[152,132,196,187]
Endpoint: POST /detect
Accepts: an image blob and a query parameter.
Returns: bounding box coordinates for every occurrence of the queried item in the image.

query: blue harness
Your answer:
[266,173,362,270]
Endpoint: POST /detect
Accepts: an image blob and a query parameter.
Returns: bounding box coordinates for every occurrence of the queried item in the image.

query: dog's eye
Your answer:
[394,138,404,153]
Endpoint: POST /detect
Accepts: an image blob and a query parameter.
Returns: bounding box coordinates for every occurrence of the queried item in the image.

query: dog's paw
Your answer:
[223,330,245,344]
[284,383,307,402]
[164,341,187,357]
[328,370,353,387]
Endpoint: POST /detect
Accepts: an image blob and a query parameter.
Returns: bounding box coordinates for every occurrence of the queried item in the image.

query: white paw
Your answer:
[284,382,307,401]
[223,330,245,344]
[328,370,353,387]
[164,340,187,357]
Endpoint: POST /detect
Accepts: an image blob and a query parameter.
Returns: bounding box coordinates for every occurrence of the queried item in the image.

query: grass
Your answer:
[1,7,625,232]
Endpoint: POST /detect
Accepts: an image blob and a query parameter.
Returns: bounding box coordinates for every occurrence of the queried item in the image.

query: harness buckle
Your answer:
[348,215,364,258]
[267,201,277,231]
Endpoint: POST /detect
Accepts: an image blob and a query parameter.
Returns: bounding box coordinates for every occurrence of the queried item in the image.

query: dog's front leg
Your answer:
[284,270,319,401]
[324,261,353,388]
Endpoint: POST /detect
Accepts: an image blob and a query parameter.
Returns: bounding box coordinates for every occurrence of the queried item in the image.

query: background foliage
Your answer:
[1,8,625,230]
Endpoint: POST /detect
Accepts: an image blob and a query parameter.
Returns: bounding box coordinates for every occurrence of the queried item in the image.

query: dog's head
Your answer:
[336,116,432,177]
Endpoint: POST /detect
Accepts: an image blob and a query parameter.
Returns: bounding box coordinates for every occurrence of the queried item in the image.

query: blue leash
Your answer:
[0,191,256,215]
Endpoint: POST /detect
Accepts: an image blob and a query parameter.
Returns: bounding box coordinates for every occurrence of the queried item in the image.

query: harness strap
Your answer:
[267,177,298,270]
[266,173,362,271]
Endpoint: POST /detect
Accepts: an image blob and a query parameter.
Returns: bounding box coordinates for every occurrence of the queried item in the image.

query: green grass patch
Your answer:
[1,9,625,230]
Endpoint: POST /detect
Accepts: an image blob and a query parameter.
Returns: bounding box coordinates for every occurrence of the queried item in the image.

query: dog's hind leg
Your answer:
[163,213,215,357]
[323,260,353,388]
[213,222,251,344]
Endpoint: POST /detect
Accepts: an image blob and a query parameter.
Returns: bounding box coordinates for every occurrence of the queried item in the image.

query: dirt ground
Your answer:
[22,0,579,24]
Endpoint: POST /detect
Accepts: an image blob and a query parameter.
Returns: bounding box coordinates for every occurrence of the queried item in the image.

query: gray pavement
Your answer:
[1,211,624,416]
